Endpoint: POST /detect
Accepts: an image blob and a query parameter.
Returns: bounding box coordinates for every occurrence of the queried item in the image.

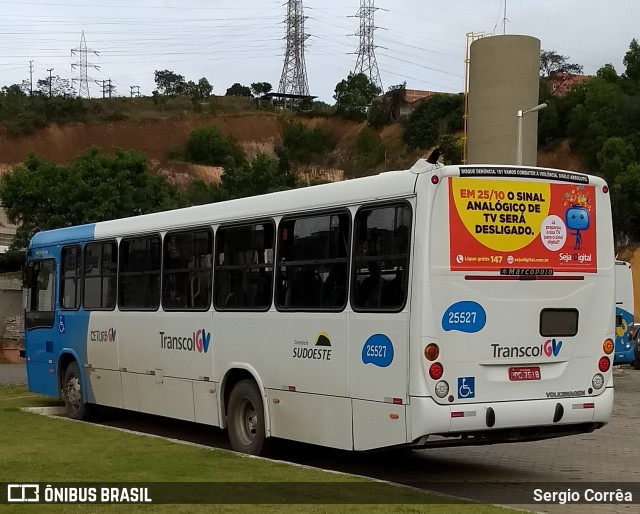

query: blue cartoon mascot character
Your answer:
[565,205,589,250]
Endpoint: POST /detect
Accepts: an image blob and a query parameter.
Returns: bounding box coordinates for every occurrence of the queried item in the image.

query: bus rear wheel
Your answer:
[227,380,267,455]
[63,361,93,420]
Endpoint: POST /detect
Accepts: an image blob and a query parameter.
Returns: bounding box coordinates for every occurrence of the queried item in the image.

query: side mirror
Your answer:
[22,266,34,288]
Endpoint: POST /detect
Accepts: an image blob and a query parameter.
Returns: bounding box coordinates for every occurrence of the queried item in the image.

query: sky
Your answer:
[0,0,639,103]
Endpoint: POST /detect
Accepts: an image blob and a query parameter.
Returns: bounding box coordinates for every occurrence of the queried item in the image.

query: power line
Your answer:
[278,0,310,96]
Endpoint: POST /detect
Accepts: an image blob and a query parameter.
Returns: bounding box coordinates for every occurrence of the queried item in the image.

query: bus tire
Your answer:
[227,380,267,455]
[63,361,93,421]
[634,359,640,370]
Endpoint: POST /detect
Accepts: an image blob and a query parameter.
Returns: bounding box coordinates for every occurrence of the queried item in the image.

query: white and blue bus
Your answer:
[614,260,634,364]
[23,160,615,455]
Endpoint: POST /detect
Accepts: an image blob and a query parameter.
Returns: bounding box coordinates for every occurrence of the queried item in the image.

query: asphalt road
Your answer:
[0,363,26,385]
[3,362,639,512]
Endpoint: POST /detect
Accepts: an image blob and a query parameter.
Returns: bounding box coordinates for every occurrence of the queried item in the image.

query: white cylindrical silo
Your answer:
[467,35,541,166]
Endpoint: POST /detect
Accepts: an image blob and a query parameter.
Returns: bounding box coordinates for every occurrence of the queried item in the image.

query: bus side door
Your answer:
[24,257,59,396]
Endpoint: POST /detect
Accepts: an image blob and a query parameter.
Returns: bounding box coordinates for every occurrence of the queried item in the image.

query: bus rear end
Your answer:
[614,260,634,364]
[410,164,614,447]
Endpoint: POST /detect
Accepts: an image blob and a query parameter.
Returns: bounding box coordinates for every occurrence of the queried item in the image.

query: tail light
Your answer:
[429,362,444,380]
[598,356,610,373]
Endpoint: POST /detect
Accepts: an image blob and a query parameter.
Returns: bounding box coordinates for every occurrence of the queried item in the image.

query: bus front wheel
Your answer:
[227,380,267,455]
[63,361,93,420]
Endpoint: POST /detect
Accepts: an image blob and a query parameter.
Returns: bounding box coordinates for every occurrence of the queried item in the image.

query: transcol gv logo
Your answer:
[159,329,211,353]
[491,338,563,358]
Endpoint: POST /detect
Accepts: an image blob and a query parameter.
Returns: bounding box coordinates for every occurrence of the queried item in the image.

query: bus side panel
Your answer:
[352,399,407,450]
[347,312,410,403]
[86,368,123,408]
[193,381,220,426]
[26,360,58,398]
[117,312,213,422]
[267,389,353,450]
[86,311,122,408]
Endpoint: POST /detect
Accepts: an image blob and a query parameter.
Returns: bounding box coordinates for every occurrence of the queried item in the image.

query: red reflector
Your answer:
[48,369,54,374]
[451,411,464,418]
[583,403,595,409]
[288,386,296,392]
[392,398,403,405]
[431,175,439,184]
[598,356,610,372]
[602,185,608,194]
[429,362,444,380]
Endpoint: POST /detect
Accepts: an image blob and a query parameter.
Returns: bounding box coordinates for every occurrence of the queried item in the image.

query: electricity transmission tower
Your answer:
[278,0,310,96]
[353,0,383,91]
[71,31,99,98]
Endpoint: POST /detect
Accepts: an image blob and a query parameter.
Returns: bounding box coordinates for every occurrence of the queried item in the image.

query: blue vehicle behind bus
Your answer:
[614,260,634,364]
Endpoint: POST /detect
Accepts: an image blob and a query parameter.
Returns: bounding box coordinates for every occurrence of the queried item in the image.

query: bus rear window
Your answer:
[540,308,578,337]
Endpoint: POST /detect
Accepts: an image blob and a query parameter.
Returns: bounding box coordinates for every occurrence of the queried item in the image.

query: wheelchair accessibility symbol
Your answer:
[457,377,475,399]
[58,315,66,334]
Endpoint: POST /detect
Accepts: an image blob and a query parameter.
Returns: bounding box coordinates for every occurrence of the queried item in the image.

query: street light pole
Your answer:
[516,102,547,166]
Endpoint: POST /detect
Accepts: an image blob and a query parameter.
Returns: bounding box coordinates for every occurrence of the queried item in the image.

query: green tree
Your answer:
[36,75,74,97]
[597,137,636,186]
[0,149,180,248]
[437,134,462,165]
[221,153,296,199]
[612,163,640,240]
[623,39,640,82]
[250,82,273,97]
[185,125,247,166]
[278,122,335,164]
[597,63,620,85]
[367,96,391,129]
[352,126,385,172]
[403,94,464,149]
[333,72,381,121]
[181,178,227,205]
[153,70,186,96]
[387,82,407,121]
[225,83,252,97]
[540,50,584,77]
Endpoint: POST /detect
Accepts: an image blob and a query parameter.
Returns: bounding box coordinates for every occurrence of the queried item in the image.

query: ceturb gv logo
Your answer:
[159,329,211,353]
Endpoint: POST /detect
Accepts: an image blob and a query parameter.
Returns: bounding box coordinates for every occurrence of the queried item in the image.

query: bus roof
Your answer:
[30,161,428,247]
[28,160,604,248]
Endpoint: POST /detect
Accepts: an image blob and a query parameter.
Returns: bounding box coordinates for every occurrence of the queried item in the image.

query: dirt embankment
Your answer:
[0,114,369,184]
[0,113,285,165]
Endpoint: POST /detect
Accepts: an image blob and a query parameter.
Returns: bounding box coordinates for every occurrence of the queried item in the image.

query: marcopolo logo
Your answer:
[492,338,563,359]
[159,329,211,353]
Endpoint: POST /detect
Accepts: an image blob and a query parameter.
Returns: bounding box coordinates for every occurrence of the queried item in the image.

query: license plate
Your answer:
[509,366,541,381]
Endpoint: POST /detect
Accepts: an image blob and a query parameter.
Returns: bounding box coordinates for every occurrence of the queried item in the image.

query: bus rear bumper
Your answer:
[409,386,613,447]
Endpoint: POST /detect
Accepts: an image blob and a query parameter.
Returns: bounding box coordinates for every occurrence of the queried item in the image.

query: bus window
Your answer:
[25,259,55,329]
[60,245,81,310]
[276,211,350,311]
[83,241,117,310]
[352,203,411,311]
[163,228,213,311]
[118,236,161,311]
[214,222,274,311]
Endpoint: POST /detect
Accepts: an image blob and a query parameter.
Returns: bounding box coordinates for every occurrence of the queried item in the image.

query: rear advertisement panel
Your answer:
[449,173,597,273]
